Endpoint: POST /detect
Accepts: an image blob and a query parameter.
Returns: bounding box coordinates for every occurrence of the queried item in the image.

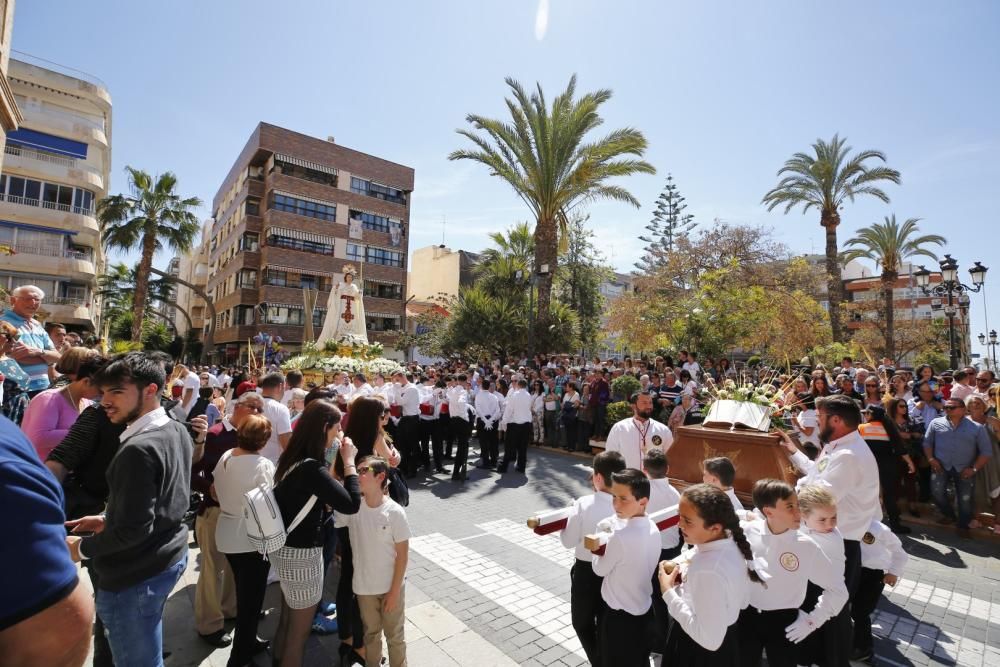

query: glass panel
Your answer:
[43,183,59,203]
[58,186,73,207]
[25,179,41,200]
[8,176,24,197]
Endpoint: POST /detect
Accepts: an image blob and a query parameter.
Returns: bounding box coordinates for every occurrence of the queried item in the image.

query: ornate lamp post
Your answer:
[914,255,988,370]
[979,330,999,370]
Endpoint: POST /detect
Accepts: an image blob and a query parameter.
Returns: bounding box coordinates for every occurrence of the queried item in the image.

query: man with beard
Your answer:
[604,392,673,470]
[778,394,881,601]
[63,353,195,666]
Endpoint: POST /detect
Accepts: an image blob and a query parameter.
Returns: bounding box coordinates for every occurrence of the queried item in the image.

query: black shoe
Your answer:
[252,639,270,655]
[850,646,873,662]
[436,467,449,474]
[199,629,234,647]
[890,522,912,534]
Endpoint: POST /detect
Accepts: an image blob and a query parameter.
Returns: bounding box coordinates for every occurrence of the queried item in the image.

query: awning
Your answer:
[349,208,401,223]
[274,154,338,176]
[272,189,338,208]
[367,311,401,318]
[266,226,337,245]
[7,128,88,159]
[364,277,403,286]
[0,219,77,235]
[266,264,336,277]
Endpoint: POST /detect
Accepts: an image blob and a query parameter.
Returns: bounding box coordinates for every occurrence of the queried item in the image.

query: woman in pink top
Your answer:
[22,349,106,460]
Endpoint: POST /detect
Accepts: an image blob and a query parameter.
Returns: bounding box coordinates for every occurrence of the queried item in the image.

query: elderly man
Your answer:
[908,381,943,426]
[924,396,993,532]
[853,368,871,395]
[0,285,60,396]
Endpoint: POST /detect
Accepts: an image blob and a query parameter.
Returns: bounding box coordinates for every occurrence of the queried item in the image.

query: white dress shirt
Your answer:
[592,515,661,615]
[725,488,746,519]
[446,385,471,421]
[647,478,681,549]
[663,537,751,651]
[501,387,533,426]
[789,429,882,540]
[859,520,908,576]
[742,518,848,624]
[801,526,846,576]
[604,417,673,470]
[397,382,421,417]
[120,407,171,443]
[417,384,436,421]
[352,382,374,401]
[560,490,616,561]
[474,390,500,423]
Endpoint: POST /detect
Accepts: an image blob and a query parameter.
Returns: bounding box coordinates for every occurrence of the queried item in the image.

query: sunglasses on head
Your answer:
[357,465,373,474]
[944,405,964,411]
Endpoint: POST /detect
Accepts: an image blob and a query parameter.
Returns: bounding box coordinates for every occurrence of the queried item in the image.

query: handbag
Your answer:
[387,466,410,507]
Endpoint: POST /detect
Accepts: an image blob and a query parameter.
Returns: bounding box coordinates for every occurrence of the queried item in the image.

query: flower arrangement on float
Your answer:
[699,375,803,432]
[281,336,404,384]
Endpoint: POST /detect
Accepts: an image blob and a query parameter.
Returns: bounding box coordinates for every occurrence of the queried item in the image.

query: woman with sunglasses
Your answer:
[860,405,914,534]
[862,379,885,410]
[966,395,1000,534]
[888,374,913,402]
[887,397,931,518]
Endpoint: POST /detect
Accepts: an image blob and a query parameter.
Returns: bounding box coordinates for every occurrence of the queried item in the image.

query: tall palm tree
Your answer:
[842,215,944,362]
[450,75,654,331]
[762,134,901,342]
[98,167,202,341]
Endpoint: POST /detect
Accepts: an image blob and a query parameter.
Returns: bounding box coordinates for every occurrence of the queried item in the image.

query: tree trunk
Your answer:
[533,216,559,342]
[132,230,157,342]
[883,272,896,363]
[151,267,218,364]
[821,209,844,342]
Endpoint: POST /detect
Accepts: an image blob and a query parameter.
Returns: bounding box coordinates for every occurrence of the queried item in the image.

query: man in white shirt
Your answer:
[258,372,292,463]
[681,351,702,380]
[474,379,501,469]
[178,365,201,418]
[498,378,533,474]
[779,394,881,602]
[280,369,304,406]
[393,371,421,479]
[605,392,673,470]
[447,374,473,481]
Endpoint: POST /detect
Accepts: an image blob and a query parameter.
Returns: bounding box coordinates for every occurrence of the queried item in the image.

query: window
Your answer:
[351,177,405,205]
[234,305,255,325]
[266,306,304,326]
[64,284,87,301]
[300,273,319,290]
[366,246,404,268]
[1,175,93,213]
[240,232,259,251]
[236,269,257,288]
[364,281,403,299]
[366,315,401,332]
[270,193,336,221]
[16,229,63,256]
[274,158,337,188]
[346,243,364,262]
[313,308,327,327]
[264,269,288,287]
[245,197,260,216]
[350,210,400,234]
[266,233,335,256]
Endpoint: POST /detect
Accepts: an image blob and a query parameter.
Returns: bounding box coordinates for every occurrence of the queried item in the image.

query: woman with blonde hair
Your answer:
[966,395,1000,534]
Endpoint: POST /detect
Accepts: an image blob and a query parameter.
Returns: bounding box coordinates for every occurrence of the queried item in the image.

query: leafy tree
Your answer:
[554,214,612,351]
[841,215,944,362]
[98,167,202,341]
[450,75,654,338]
[762,135,901,342]
[635,174,696,274]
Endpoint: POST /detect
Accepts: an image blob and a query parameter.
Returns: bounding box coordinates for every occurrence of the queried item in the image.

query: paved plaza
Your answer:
[81,444,1000,667]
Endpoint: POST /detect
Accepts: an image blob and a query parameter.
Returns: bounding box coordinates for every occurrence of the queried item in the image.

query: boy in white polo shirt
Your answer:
[346,456,410,667]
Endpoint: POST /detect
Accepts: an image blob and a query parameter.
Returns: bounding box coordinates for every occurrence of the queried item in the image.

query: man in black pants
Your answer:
[498,378,532,474]
[447,374,473,481]
[393,371,421,478]
[474,379,500,468]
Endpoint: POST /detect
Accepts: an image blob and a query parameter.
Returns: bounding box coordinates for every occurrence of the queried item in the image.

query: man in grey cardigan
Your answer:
[65,352,198,666]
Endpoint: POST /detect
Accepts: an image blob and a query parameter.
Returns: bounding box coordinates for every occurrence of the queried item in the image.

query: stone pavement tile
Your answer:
[407,600,468,642]
[405,636,461,666]
[438,629,519,666]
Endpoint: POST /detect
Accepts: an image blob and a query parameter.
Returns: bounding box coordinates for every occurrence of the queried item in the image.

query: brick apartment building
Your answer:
[206,123,414,363]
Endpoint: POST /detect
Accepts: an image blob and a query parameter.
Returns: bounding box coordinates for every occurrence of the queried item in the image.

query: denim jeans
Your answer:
[931,468,976,528]
[95,553,187,667]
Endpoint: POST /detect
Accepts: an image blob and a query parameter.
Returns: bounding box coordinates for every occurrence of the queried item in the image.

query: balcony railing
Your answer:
[0,192,95,216]
[5,243,95,262]
[48,296,87,306]
[4,143,77,168]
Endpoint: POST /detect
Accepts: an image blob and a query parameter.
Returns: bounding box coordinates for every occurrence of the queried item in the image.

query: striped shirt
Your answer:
[0,310,54,391]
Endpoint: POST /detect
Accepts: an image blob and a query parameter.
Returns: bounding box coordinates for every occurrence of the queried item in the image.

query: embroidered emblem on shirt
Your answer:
[817,457,829,473]
[652,435,662,446]
[862,531,875,545]
[779,552,800,572]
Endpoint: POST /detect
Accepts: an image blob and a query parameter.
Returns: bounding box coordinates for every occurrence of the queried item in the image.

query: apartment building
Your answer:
[206,123,414,362]
[0,0,22,164]
[0,57,111,331]
[407,244,480,301]
[174,219,213,341]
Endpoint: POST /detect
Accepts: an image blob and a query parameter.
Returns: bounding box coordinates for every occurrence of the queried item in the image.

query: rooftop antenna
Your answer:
[440,214,446,247]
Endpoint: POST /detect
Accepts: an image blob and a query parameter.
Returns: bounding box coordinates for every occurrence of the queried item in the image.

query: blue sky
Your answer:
[12,1,1000,359]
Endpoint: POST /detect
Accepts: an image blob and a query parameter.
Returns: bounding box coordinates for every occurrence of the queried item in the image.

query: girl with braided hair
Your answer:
[657,483,763,665]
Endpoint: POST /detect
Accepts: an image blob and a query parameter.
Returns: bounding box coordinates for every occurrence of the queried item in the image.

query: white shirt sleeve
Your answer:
[560,498,584,550]
[805,541,849,624]
[591,529,620,577]
[664,570,729,651]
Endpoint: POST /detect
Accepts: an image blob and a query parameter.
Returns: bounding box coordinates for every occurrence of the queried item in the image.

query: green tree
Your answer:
[635,174,696,274]
[842,215,945,362]
[98,167,202,342]
[555,214,611,351]
[477,221,534,271]
[450,75,654,337]
[762,134,901,343]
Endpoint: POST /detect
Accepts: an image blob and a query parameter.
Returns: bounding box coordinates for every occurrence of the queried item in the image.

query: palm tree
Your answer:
[98,167,202,341]
[477,221,535,271]
[762,135,901,342]
[842,215,944,362]
[450,75,654,331]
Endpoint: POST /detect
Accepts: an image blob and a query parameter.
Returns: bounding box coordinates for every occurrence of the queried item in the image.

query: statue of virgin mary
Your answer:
[316,264,368,346]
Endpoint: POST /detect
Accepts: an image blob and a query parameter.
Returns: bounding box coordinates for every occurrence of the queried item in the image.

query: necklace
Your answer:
[63,384,81,413]
[633,418,651,450]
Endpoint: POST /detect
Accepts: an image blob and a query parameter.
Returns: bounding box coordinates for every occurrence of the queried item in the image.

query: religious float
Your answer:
[668,376,803,504]
[280,264,405,383]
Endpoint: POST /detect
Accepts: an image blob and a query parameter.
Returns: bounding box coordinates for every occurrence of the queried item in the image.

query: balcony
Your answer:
[4,245,97,279]
[0,192,95,217]
[5,143,77,168]
[42,301,95,327]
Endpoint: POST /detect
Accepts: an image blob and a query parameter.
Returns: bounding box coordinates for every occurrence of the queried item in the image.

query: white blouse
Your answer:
[213,450,276,554]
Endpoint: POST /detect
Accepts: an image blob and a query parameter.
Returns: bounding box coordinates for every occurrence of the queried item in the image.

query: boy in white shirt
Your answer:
[702,456,747,520]
[345,456,410,667]
[642,448,682,656]
[592,468,662,667]
[560,451,626,667]
[851,519,908,662]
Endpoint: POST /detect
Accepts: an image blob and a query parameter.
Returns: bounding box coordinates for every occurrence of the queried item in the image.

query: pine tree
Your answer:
[635,174,696,274]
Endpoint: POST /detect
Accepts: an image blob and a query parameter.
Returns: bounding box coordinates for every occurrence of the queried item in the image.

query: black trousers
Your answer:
[499,422,531,472]
[450,417,471,478]
[649,544,684,655]
[872,448,902,524]
[570,559,603,666]
[738,606,800,667]
[440,415,454,457]
[476,418,499,466]
[666,617,740,667]
[430,417,446,469]
[418,418,435,469]
[844,539,861,601]
[599,606,651,667]
[224,551,270,667]
[335,527,364,648]
[397,416,420,476]
[799,582,851,667]
[851,567,886,653]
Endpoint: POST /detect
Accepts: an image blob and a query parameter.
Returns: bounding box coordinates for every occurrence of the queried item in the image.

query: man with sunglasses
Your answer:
[972,371,995,400]
[924,397,993,533]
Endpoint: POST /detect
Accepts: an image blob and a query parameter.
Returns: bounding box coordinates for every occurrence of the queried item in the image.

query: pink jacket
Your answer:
[21,387,83,460]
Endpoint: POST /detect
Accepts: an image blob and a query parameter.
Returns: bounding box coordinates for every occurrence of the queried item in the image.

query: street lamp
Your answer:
[979,330,999,370]
[914,254,988,370]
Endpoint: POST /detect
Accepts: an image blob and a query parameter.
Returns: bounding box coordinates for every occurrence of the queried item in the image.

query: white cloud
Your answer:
[535,0,550,40]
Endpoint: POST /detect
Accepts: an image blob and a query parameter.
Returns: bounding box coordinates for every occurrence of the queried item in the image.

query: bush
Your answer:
[606,400,632,425]
[611,374,641,401]
[746,355,762,368]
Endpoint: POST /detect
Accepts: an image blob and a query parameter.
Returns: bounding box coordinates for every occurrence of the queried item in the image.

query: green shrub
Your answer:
[611,374,641,401]
[746,355,762,368]
[606,400,632,425]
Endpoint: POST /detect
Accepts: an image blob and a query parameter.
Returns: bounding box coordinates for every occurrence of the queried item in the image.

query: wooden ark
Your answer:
[668,425,801,505]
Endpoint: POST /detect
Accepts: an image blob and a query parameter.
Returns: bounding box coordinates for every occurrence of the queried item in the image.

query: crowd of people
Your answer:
[1,282,999,667]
